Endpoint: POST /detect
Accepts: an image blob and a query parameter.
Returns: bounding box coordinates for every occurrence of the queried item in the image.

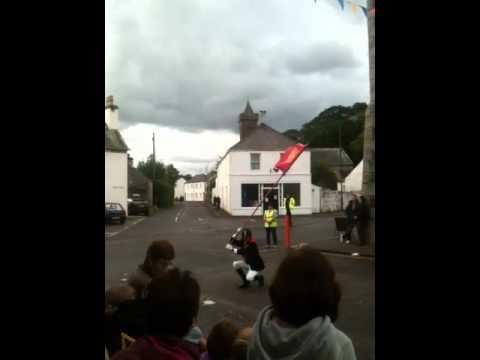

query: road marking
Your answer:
[175,208,185,222]
[105,217,145,239]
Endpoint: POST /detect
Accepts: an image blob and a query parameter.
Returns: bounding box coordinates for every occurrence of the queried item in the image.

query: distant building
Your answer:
[185,174,208,201]
[213,101,312,216]
[338,160,363,193]
[310,148,354,181]
[105,96,129,213]
[174,177,186,200]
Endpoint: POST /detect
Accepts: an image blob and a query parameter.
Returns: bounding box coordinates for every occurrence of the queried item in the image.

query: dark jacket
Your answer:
[105,299,148,356]
[357,198,370,224]
[345,200,360,221]
[237,239,265,271]
[111,336,200,360]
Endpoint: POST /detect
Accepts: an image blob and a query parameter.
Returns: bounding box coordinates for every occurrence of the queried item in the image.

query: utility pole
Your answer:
[339,124,343,211]
[152,132,156,207]
[362,0,375,244]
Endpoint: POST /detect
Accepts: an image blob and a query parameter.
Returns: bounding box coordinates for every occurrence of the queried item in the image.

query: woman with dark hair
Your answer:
[112,268,201,360]
[248,246,356,360]
[128,240,175,298]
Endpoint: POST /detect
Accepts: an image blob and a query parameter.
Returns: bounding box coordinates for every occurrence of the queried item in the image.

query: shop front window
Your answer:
[241,184,259,207]
[283,183,301,206]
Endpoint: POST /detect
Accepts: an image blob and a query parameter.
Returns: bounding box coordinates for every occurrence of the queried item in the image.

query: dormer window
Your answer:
[250,153,260,170]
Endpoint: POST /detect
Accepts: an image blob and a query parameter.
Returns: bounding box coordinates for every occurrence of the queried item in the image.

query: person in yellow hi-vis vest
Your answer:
[285,194,296,227]
[264,204,278,248]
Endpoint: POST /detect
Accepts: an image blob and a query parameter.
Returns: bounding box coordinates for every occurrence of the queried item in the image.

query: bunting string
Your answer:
[314,0,374,18]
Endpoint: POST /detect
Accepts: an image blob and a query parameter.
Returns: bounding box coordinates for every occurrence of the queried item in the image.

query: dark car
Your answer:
[105,202,127,224]
[128,195,149,216]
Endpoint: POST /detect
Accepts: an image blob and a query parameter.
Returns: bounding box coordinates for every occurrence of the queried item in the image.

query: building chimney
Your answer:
[105,95,120,129]
[239,100,259,140]
[128,155,134,167]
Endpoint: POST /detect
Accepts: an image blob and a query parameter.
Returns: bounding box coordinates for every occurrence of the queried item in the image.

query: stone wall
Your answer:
[319,189,355,213]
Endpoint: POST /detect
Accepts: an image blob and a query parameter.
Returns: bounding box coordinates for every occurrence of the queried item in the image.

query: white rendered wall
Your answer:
[105,151,128,214]
[105,108,120,130]
[343,160,363,192]
[174,178,186,199]
[218,151,312,216]
[185,182,206,201]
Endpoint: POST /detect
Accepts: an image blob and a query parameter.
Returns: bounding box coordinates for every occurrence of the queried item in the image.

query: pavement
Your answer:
[105,202,375,360]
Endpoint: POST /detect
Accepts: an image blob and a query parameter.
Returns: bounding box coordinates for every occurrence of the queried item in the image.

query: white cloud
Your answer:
[121,123,239,175]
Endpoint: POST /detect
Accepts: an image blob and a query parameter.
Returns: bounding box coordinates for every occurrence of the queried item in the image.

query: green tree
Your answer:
[165,164,180,187]
[311,162,338,190]
[283,129,302,141]
[137,155,180,208]
[137,155,166,181]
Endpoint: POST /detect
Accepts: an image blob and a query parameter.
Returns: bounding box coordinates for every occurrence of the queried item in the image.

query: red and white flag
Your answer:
[274,143,306,173]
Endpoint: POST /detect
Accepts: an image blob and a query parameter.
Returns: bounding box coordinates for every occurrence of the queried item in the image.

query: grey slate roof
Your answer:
[216,123,297,169]
[230,123,296,151]
[105,126,129,152]
[185,174,208,184]
[310,148,353,167]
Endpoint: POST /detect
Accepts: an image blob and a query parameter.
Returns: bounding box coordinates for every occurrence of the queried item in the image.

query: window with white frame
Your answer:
[250,153,260,170]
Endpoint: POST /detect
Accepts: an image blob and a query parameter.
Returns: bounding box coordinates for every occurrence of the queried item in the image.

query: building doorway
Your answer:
[262,184,279,212]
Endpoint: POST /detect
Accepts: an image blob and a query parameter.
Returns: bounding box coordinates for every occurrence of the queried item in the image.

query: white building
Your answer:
[338,160,363,192]
[105,96,129,214]
[184,175,208,201]
[213,101,312,216]
[174,177,186,200]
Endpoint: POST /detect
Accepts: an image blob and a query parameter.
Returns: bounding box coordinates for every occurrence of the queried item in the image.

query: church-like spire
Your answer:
[243,98,254,115]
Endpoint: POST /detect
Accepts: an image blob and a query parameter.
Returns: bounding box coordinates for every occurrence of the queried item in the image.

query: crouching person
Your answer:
[112,268,201,360]
[227,228,265,289]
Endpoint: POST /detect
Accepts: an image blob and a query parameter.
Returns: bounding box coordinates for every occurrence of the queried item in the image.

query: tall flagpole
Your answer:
[152,132,156,207]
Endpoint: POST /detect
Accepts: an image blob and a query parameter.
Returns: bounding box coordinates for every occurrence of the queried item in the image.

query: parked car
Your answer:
[128,194,149,216]
[105,202,126,224]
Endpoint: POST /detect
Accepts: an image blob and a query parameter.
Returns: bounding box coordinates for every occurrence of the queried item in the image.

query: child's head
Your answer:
[231,327,252,360]
[206,319,240,360]
[143,240,175,274]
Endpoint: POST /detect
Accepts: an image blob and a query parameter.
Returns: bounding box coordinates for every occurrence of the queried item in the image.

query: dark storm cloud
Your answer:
[284,43,360,75]
[106,0,369,133]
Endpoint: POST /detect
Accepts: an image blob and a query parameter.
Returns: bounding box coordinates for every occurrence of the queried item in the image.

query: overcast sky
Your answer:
[106,0,369,175]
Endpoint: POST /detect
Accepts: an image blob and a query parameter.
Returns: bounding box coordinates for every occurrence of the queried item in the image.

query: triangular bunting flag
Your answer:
[361,6,368,18]
[337,0,345,10]
[351,2,358,14]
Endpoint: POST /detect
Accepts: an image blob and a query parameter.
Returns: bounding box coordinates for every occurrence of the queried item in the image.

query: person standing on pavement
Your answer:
[264,204,278,248]
[285,194,296,227]
[344,195,360,244]
[357,196,370,246]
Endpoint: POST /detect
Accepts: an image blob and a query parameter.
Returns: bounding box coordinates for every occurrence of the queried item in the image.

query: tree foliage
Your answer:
[311,162,338,190]
[137,154,179,208]
[284,102,367,166]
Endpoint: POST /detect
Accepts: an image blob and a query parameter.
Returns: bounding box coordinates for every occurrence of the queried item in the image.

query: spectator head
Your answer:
[231,327,252,360]
[146,268,200,338]
[269,247,341,327]
[206,319,240,360]
[142,240,175,277]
